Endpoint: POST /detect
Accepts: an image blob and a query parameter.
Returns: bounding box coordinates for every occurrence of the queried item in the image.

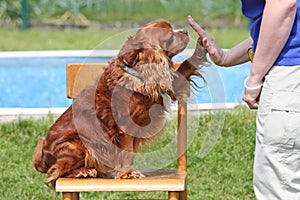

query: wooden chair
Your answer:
[55,62,188,200]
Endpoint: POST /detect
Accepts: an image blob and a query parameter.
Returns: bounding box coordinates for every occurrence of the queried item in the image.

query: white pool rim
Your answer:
[0,103,241,123]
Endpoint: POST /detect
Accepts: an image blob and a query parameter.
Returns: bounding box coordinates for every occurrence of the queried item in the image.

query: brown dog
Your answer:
[33,20,207,188]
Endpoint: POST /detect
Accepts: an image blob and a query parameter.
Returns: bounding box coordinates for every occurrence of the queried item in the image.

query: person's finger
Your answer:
[242,92,259,110]
[248,102,258,109]
[246,99,258,109]
[187,16,207,39]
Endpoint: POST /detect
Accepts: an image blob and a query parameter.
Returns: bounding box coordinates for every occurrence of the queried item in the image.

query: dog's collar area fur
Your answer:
[119,64,145,82]
[117,62,175,102]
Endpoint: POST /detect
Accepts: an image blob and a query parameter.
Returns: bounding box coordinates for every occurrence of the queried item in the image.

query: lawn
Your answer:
[0,26,249,51]
[0,28,120,51]
[0,105,256,199]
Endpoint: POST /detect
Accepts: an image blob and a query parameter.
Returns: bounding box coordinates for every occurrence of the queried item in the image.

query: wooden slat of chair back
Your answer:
[66,62,182,99]
[66,63,106,99]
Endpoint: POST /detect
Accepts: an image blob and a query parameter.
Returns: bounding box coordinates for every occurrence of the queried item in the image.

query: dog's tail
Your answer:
[33,137,48,173]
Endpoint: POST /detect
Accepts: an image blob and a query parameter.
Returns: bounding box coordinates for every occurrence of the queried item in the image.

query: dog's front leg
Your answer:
[114,134,145,179]
[172,38,208,100]
[177,37,207,79]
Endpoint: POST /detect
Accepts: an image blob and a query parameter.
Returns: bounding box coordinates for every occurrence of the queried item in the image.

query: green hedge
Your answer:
[0,0,246,28]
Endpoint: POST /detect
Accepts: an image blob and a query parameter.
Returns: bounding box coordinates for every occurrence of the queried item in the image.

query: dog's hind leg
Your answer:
[33,137,48,173]
[46,157,85,188]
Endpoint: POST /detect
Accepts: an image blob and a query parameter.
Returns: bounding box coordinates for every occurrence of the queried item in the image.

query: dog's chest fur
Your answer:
[93,60,175,141]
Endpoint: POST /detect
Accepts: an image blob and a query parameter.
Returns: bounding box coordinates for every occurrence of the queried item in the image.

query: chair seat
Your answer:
[56,169,187,192]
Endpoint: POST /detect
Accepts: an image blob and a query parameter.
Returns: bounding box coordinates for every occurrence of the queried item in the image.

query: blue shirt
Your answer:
[241,0,300,66]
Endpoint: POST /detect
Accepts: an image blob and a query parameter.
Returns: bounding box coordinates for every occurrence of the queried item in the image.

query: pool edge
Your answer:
[0,103,241,123]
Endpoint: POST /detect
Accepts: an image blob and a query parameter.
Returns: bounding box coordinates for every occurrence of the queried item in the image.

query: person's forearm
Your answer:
[187,16,252,67]
[220,37,253,67]
[248,0,297,86]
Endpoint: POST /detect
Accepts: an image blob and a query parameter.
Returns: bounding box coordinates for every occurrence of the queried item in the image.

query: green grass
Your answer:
[0,106,256,199]
[208,28,250,49]
[0,28,122,51]
[0,26,249,51]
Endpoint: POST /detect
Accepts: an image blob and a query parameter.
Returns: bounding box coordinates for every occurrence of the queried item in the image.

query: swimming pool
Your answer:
[0,50,251,109]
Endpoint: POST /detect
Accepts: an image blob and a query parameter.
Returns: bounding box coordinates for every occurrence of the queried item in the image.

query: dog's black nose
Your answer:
[182,29,188,35]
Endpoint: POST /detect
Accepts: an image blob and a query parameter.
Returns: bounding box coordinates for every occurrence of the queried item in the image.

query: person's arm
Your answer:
[243,0,297,109]
[188,16,252,67]
[222,37,252,66]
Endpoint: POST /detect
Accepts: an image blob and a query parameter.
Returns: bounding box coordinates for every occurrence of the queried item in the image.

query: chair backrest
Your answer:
[66,62,187,171]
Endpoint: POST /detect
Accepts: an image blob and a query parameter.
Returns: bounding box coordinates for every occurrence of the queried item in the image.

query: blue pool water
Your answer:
[0,51,251,108]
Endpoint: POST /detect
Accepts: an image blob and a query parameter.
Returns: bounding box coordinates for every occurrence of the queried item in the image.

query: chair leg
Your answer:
[168,191,179,200]
[179,190,187,200]
[62,192,79,200]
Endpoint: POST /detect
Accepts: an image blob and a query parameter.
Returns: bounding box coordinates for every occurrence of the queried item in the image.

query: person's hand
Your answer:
[242,78,263,109]
[187,16,225,65]
[242,88,261,109]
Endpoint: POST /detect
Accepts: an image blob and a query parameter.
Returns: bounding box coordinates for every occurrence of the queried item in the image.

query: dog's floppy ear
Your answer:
[118,45,166,68]
[118,48,142,67]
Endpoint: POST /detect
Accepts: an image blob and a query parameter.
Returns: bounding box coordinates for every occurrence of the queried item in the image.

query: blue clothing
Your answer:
[241,0,300,66]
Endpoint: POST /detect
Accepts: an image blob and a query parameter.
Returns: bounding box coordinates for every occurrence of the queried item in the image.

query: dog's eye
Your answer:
[168,33,174,41]
[165,33,174,48]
